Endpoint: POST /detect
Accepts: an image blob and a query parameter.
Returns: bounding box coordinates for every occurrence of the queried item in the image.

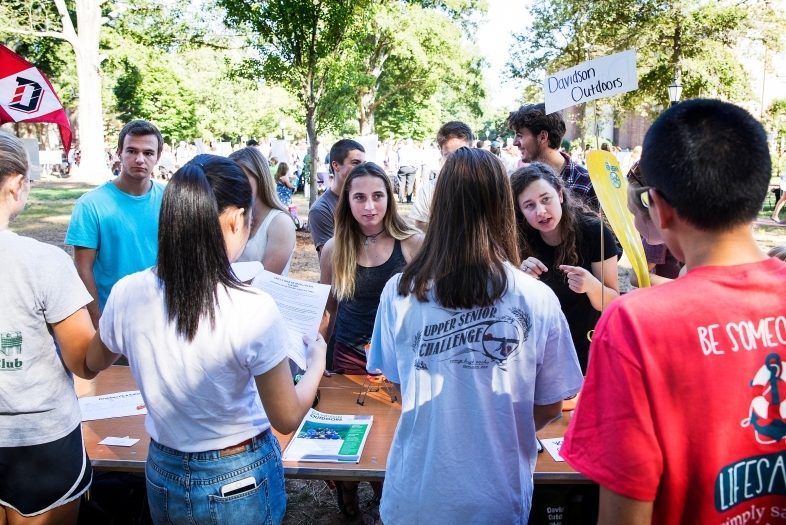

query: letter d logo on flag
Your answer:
[10,77,44,113]
[0,44,72,153]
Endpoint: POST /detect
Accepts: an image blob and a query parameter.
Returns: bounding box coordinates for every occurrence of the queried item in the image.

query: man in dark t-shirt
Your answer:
[526,216,618,372]
[308,139,365,258]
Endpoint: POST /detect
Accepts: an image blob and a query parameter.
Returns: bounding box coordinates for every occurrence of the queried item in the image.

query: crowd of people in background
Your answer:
[96,114,644,214]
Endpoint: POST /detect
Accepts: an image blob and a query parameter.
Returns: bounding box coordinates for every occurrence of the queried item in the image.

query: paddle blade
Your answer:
[586,151,650,288]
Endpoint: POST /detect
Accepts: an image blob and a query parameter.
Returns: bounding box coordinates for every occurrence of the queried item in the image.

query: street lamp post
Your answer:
[279,119,286,140]
[668,78,683,107]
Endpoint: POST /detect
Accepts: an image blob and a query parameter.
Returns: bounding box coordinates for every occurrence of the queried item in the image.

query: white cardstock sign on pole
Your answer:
[544,49,638,114]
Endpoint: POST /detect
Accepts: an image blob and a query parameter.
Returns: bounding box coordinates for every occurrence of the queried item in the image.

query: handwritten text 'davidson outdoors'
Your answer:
[544,49,638,114]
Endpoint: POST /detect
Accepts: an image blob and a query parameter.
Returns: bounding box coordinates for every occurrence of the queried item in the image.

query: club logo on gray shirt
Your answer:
[0,332,22,371]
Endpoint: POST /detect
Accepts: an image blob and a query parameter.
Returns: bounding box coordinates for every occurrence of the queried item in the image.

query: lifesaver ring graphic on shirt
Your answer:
[741,353,786,445]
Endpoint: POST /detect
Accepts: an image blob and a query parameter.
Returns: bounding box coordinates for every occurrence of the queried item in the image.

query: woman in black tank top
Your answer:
[317,162,423,519]
[319,162,423,375]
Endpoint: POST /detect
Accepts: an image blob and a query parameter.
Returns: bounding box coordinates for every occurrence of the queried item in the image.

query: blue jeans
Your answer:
[145,431,286,525]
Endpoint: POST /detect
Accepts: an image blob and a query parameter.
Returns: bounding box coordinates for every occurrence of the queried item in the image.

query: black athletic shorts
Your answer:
[0,424,92,516]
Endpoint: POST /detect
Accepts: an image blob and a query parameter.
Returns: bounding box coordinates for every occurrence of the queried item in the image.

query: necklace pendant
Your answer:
[371,238,377,243]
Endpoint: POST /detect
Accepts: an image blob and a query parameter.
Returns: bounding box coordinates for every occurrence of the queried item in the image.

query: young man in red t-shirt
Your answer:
[561,99,786,525]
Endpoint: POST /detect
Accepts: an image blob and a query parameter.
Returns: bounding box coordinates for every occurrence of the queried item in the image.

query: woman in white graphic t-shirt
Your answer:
[86,154,326,525]
[366,147,584,525]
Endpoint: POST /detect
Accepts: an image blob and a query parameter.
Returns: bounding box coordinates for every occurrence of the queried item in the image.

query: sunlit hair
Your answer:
[157,154,252,342]
[117,120,163,155]
[398,148,519,309]
[510,162,595,273]
[0,132,29,186]
[228,147,287,214]
[507,103,565,150]
[436,121,474,149]
[332,162,418,301]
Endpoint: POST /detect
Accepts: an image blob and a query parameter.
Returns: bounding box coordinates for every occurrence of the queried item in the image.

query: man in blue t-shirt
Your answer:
[65,120,165,328]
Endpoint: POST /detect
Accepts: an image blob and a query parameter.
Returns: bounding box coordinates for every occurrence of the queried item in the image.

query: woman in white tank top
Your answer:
[228,148,295,275]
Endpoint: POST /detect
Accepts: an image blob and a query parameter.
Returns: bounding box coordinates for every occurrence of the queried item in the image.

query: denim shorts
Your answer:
[145,430,286,525]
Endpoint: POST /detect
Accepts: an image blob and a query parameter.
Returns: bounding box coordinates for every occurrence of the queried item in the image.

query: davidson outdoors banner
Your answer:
[0,44,72,153]
[544,49,638,115]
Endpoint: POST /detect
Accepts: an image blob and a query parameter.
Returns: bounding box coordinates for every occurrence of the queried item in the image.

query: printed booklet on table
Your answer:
[282,409,373,463]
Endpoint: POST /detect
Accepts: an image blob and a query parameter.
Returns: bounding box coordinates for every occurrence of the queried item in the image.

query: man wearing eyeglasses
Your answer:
[560,99,786,525]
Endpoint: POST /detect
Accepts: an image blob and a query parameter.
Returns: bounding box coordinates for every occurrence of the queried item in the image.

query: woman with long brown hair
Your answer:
[229,148,295,275]
[275,162,294,207]
[319,162,422,374]
[511,162,619,373]
[318,161,422,521]
[366,147,583,525]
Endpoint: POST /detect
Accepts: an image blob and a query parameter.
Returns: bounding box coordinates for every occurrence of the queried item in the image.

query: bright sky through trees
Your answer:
[477,0,532,109]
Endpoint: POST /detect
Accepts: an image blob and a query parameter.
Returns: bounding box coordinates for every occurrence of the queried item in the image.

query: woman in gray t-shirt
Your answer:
[0,132,98,523]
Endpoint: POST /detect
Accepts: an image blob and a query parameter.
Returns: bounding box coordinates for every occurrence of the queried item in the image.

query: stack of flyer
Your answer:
[282,409,373,463]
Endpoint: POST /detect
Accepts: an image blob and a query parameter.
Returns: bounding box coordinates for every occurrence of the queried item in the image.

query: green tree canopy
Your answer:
[172,48,302,143]
[217,0,373,204]
[113,56,198,143]
[348,1,487,137]
[507,0,785,118]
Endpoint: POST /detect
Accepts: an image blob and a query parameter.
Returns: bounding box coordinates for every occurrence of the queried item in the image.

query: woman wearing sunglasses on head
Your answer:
[626,161,684,287]
[511,162,619,374]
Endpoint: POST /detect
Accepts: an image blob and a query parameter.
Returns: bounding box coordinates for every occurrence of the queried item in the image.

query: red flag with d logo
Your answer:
[0,44,72,153]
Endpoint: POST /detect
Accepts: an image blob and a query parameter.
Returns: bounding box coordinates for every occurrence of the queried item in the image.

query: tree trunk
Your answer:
[306,105,319,207]
[672,14,681,84]
[358,88,377,135]
[71,0,107,180]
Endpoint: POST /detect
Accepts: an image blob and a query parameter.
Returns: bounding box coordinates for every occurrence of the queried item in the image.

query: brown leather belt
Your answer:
[218,430,268,458]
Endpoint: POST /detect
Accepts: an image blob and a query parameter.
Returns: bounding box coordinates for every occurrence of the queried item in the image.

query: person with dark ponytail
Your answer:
[87,154,326,525]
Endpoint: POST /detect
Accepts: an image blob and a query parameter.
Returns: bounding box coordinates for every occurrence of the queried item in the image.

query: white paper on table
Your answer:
[98,436,140,447]
[540,437,565,462]
[79,391,148,422]
[251,270,331,370]
[231,261,265,283]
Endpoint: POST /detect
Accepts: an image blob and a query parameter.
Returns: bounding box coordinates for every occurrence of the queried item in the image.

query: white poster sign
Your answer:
[544,49,637,114]
[270,139,290,164]
[39,150,63,165]
[354,134,378,164]
[217,141,232,157]
[194,138,206,154]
